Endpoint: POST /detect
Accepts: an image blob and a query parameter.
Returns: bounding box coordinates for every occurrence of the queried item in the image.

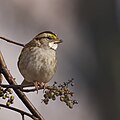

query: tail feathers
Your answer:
[21,80,34,87]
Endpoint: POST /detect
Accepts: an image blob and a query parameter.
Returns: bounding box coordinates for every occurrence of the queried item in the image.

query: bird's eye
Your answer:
[47,36,52,39]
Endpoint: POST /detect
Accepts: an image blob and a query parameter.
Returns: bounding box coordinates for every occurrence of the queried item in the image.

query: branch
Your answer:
[0,51,44,120]
[0,104,38,120]
[0,84,22,89]
[0,84,43,92]
[0,84,52,92]
[0,36,24,47]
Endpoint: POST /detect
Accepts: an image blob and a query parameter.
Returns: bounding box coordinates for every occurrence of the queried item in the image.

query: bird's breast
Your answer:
[18,47,57,83]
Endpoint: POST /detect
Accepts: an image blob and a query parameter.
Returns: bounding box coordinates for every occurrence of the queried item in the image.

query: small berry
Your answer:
[43,98,49,105]
[60,96,64,102]
[66,101,73,109]
[59,90,64,95]
[54,81,57,84]
[10,100,14,104]
[69,102,73,109]
[47,92,52,99]
[52,95,56,101]
[6,101,11,106]
[9,90,13,94]
[44,94,48,98]
[52,86,57,90]
[10,96,14,101]
[73,100,78,104]
[5,94,9,98]
[64,95,70,101]
[71,83,74,86]
[0,91,4,97]
[54,91,59,96]
[2,96,6,99]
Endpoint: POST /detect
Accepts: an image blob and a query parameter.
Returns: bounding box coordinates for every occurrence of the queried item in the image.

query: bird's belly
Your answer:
[19,47,57,83]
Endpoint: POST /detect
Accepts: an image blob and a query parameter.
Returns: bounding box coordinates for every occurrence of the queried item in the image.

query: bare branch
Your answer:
[0,104,38,120]
[0,84,74,95]
[0,51,45,120]
[0,84,23,89]
[0,36,24,47]
[0,84,47,92]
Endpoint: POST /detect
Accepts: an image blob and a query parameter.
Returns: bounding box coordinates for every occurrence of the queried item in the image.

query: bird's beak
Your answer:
[53,38,63,44]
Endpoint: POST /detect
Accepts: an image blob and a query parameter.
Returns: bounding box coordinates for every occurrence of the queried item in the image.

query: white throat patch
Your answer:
[49,42,58,50]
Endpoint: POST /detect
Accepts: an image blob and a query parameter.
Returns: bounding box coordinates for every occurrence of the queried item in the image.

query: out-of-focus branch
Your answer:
[0,104,38,120]
[0,36,24,47]
[0,51,44,120]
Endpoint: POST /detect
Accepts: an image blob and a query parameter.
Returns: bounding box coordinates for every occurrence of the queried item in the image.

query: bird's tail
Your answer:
[21,79,34,87]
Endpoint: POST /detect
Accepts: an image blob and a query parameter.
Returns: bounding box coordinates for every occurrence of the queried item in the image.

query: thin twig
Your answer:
[0,36,24,47]
[0,104,38,120]
[0,51,45,120]
[21,113,25,120]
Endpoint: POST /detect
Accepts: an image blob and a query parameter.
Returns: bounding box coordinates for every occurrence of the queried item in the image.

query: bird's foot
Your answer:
[34,82,47,93]
[43,83,48,93]
[34,82,39,93]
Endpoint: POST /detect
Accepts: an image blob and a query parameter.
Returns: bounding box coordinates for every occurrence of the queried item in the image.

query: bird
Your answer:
[18,31,62,92]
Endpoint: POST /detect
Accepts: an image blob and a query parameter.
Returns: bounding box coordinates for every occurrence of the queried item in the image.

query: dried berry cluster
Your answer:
[0,87,14,106]
[42,79,78,109]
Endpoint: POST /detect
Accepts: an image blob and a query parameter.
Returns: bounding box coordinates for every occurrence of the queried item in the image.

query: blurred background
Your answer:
[0,0,120,120]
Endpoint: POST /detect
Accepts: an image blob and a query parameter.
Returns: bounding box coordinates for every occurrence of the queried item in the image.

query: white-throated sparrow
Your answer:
[18,31,62,91]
